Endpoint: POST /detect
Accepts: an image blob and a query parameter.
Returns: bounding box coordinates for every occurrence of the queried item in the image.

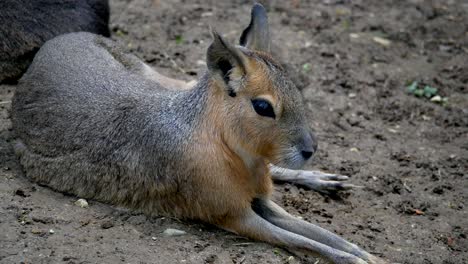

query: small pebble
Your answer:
[201,12,213,17]
[373,36,391,46]
[101,220,114,229]
[74,199,89,208]
[31,228,44,235]
[162,228,186,237]
[430,95,442,102]
[49,229,55,234]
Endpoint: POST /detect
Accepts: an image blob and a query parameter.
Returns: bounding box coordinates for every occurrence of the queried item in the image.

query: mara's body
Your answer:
[0,0,109,83]
[12,4,388,264]
[13,33,262,221]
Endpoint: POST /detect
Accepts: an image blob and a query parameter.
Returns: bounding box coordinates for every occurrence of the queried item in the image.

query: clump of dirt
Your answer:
[1,0,467,263]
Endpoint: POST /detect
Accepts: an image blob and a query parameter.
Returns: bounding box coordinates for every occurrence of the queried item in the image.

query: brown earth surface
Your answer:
[1,0,467,263]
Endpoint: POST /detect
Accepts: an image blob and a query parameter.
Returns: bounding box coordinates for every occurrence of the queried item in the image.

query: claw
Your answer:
[337,175,350,181]
[269,165,363,194]
[300,177,363,194]
[338,183,364,190]
[326,174,349,181]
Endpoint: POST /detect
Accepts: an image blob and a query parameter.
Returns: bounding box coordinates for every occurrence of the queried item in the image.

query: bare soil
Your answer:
[1,0,467,263]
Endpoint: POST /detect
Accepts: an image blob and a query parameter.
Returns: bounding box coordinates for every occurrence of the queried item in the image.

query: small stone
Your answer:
[31,228,45,235]
[196,60,206,66]
[32,215,54,224]
[201,12,213,17]
[101,220,114,229]
[373,36,391,46]
[430,95,442,102]
[348,92,357,98]
[439,45,451,52]
[74,199,89,208]
[350,147,359,152]
[162,228,186,237]
[49,229,55,234]
[349,33,360,39]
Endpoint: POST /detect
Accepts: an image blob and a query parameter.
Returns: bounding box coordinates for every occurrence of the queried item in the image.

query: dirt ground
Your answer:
[1,0,467,263]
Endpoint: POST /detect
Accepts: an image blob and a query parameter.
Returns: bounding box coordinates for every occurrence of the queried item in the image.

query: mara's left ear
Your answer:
[207,29,247,97]
[239,3,270,53]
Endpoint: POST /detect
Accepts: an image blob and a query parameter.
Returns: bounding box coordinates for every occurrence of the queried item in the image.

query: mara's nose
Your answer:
[300,131,318,160]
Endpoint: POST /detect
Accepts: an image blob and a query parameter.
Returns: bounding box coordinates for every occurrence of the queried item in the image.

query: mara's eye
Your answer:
[251,99,275,119]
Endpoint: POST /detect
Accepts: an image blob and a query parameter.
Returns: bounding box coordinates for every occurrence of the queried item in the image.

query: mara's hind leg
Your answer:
[13,141,103,200]
[138,63,195,90]
[250,198,388,264]
[220,208,367,264]
[14,141,79,193]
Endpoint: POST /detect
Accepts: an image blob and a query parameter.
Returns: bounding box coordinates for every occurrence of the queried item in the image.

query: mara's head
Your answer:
[205,3,317,170]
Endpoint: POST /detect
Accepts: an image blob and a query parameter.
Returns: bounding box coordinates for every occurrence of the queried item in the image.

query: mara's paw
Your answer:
[296,170,362,194]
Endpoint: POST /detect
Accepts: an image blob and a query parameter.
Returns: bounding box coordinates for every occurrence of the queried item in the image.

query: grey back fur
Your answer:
[12,32,209,216]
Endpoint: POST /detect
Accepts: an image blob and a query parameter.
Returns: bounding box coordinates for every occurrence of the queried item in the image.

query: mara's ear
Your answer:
[239,3,270,53]
[207,29,247,97]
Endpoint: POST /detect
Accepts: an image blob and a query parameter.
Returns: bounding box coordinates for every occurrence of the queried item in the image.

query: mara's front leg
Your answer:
[251,198,389,264]
[269,164,362,194]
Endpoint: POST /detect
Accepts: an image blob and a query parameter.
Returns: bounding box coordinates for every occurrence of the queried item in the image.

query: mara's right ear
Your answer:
[206,29,247,97]
[239,3,270,53]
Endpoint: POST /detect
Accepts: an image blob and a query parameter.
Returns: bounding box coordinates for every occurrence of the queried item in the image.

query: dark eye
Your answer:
[251,99,275,119]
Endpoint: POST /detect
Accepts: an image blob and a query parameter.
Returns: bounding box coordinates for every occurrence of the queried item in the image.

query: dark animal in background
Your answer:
[0,0,110,83]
